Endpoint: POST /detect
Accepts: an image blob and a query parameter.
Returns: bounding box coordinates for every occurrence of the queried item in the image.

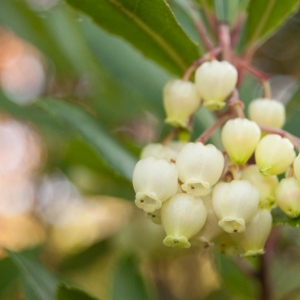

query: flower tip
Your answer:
[218,217,245,233]
[163,235,191,249]
[241,249,265,257]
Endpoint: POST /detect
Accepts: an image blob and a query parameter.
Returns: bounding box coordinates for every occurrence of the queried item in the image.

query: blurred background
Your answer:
[0,0,300,299]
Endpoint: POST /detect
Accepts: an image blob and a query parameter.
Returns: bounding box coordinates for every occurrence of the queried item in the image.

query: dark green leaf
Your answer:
[56,284,99,300]
[214,252,257,298]
[66,0,200,75]
[36,98,137,182]
[272,207,300,227]
[8,250,59,300]
[246,0,300,47]
[112,255,151,300]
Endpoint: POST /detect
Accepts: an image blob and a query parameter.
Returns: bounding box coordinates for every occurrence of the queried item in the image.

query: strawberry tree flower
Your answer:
[212,180,259,233]
[255,134,295,176]
[195,60,238,110]
[241,165,278,210]
[221,118,261,164]
[275,177,300,218]
[176,142,224,196]
[140,143,177,161]
[146,209,162,225]
[231,209,272,256]
[248,99,286,128]
[161,193,207,249]
[163,80,201,128]
[133,156,178,213]
[293,153,300,183]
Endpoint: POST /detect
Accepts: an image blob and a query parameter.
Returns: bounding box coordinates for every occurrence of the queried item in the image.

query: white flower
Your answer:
[241,165,278,210]
[275,177,300,218]
[176,142,224,196]
[163,80,201,128]
[161,193,207,249]
[140,143,177,161]
[146,209,162,225]
[255,134,295,176]
[248,99,285,128]
[195,60,238,110]
[231,209,272,257]
[293,153,300,183]
[221,118,261,164]
[212,180,259,233]
[133,156,178,213]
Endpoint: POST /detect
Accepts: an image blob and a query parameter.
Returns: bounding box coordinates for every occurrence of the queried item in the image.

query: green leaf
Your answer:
[56,284,99,300]
[66,0,200,75]
[8,250,59,300]
[246,0,300,47]
[112,255,151,300]
[272,207,300,227]
[36,98,137,182]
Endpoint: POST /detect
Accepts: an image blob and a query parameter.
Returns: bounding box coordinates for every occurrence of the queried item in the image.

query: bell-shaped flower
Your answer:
[163,80,201,128]
[146,209,162,225]
[161,193,207,249]
[293,153,300,183]
[212,180,259,233]
[222,118,261,164]
[275,177,300,218]
[241,165,278,210]
[140,143,177,161]
[133,156,178,213]
[255,134,295,176]
[191,196,223,248]
[248,99,285,128]
[176,142,224,196]
[231,209,272,256]
[214,232,242,256]
[195,60,238,110]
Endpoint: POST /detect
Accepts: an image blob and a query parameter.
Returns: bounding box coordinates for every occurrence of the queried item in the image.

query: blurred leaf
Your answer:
[56,284,99,300]
[272,208,300,227]
[0,257,19,298]
[8,250,59,300]
[246,0,300,47]
[213,0,249,24]
[214,252,257,299]
[66,0,200,76]
[112,255,151,300]
[37,98,137,182]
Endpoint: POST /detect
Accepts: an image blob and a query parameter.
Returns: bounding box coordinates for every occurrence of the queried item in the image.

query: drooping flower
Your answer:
[176,142,224,196]
[133,156,178,213]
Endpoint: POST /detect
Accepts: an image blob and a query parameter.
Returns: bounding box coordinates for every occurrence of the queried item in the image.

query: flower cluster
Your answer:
[132,59,300,257]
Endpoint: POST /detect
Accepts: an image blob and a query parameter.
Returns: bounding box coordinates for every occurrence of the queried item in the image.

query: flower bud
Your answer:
[195,60,238,110]
[275,177,300,218]
[133,156,178,213]
[231,209,272,256]
[176,142,224,196]
[248,99,285,128]
[241,165,278,210]
[140,143,176,161]
[212,180,259,233]
[293,153,300,183]
[255,134,295,176]
[191,196,223,248]
[163,80,201,128]
[221,118,261,164]
[161,193,207,249]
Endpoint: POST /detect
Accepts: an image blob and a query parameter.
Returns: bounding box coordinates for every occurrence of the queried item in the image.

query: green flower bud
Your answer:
[248,99,285,128]
[232,209,272,257]
[195,60,238,110]
[241,165,278,210]
[163,80,201,128]
[161,193,207,249]
[275,177,300,218]
[255,134,295,176]
[222,118,261,165]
